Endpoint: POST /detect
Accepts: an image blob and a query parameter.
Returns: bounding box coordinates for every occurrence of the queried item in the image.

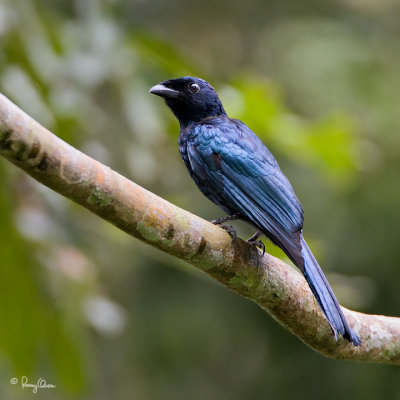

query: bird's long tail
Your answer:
[300,237,361,346]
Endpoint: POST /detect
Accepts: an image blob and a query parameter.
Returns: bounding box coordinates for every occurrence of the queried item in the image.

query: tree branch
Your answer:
[0,92,399,365]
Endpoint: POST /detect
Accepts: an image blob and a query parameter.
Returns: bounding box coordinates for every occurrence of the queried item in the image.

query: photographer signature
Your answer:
[10,376,56,393]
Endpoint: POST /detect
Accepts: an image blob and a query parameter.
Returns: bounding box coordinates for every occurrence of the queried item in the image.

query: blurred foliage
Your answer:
[0,0,400,399]
[222,77,359,182]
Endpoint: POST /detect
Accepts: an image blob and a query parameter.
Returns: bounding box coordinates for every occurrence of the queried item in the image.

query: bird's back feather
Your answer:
[181,116,304,264]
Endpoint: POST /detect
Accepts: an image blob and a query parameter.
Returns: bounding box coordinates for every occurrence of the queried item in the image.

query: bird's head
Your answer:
[149,77,226,127]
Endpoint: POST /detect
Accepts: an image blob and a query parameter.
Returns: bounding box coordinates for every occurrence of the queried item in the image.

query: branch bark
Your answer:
[0,92,399,364]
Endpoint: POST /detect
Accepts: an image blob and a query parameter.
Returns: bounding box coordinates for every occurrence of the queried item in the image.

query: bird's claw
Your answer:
[211,215,238,240]
[221,224,237,240]
[247,239,265,256]
[213,223,237,240]
[211,217,227,225]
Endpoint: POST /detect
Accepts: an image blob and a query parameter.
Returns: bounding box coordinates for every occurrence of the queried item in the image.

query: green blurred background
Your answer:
[0,0,400,398]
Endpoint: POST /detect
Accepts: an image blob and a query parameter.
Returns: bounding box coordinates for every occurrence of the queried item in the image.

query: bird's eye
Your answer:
[188,83,200,93]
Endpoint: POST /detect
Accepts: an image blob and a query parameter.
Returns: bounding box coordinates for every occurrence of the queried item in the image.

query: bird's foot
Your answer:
[211,214,240,240]
[248,240,265,255]
[247,231,265,255]
[216,224,237,240]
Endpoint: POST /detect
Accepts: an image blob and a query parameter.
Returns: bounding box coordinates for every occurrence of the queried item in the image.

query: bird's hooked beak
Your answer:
[149,84,180,99]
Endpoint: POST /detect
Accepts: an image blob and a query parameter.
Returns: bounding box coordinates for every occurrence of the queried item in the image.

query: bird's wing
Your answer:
[187,118,305,264]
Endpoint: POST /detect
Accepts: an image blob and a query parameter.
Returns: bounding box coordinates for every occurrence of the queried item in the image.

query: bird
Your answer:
[149,76,361,346]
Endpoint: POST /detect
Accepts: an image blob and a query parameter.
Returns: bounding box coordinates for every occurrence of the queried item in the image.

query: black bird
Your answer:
[150,76,361,346]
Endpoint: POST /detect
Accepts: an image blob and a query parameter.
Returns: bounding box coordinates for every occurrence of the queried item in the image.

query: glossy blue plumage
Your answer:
[150,76,361,346]
[180,116,304,260]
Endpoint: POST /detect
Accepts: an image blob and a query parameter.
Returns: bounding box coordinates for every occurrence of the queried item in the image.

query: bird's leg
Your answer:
[211,213,240,240]
[211,213,241,225]
[247,231,265,255]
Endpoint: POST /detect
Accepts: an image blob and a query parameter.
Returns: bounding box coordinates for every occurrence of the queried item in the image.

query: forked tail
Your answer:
[300,237,361,346]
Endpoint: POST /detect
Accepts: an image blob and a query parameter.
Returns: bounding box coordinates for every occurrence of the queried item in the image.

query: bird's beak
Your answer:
[149,84,180,99]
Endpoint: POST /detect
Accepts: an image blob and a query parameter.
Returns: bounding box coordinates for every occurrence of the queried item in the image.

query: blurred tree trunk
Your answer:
[0,92,399,364]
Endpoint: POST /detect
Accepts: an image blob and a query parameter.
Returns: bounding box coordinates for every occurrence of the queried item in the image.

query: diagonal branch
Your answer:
[0,92,399,364]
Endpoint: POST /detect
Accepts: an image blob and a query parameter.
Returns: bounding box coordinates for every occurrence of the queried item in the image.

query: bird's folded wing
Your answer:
[187,123,305,262]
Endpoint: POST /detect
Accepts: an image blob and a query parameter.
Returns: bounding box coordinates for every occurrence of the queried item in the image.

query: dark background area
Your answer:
[0,0,399,398]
